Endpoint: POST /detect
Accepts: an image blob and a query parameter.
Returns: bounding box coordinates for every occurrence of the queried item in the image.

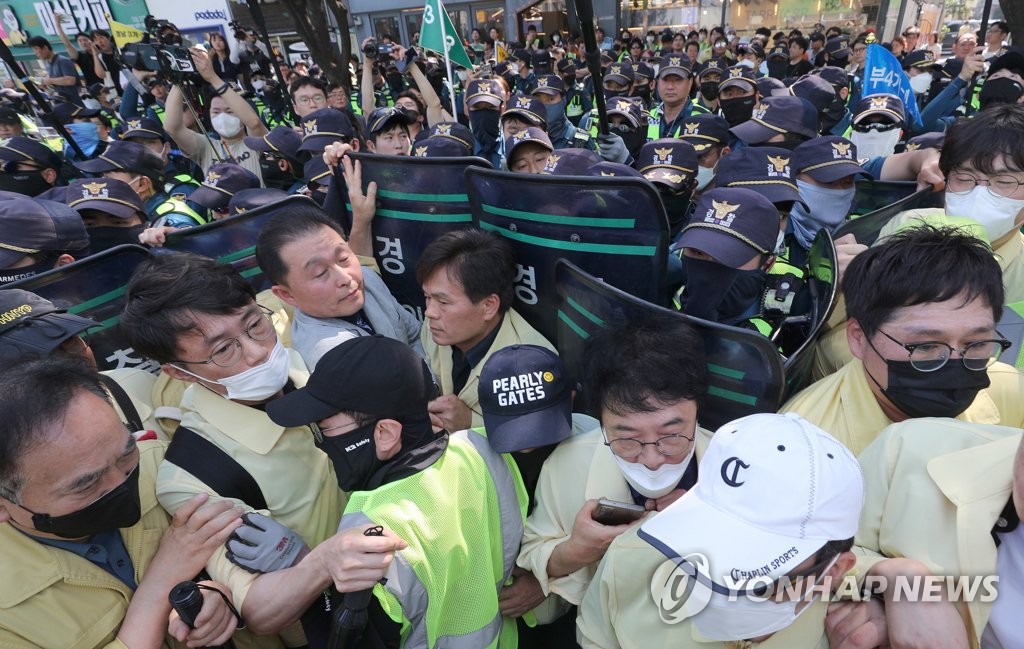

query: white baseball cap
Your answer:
[639,412,863,593]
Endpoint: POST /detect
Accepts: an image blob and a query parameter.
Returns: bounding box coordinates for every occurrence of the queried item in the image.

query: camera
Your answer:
[123,42,197,81]
[143,15,182,46]
[229,20,249,41]
[363,39,394,65]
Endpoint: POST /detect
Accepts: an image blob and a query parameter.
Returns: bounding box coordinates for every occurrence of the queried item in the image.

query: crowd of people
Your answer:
[0,10,1022,649]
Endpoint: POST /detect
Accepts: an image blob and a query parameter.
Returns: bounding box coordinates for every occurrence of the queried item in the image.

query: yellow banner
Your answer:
[106,15,145,49]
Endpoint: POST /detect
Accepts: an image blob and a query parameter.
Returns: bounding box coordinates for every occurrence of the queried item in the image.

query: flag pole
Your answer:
[436,0,459,119]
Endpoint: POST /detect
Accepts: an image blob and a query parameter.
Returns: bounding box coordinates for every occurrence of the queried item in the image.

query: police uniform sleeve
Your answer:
[517,434,598,605]
[576,542,625,649]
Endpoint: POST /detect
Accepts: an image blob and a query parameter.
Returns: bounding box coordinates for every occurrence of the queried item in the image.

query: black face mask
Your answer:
[867,354,992,419]
[308,187,327,206]
[0,170,52,197]
[719,95,757,127]
[259,158,296,191]
[767,60,789,79]
[633,86,652,105]
[603,88,629,99]
[0,253,59,285]
[820,98,847,133]
[88,225,146,254]
[699,81,720,101]
[682,257,766,324]
[660,189,694,238]
[26,463,142,538]
[469,109,501,156]
[610,124,646,160]
[544,99,568,139]
[318,420,381,493]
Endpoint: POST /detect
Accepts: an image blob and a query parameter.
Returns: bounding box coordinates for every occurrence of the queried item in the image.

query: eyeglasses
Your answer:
[307,421,357,443]
[172,306,275,368]
[295,94,328,107]
[852,46,867,53]
[945,172,1024,199]
[327,91,347,100]
[875,328,1011,372]
[604,431,694,459]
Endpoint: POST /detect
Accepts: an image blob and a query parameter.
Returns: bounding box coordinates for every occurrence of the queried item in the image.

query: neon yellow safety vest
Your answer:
[339,429,527,649]
[647,105,683,141]
[153,197,209,227]
[151,104,166,123]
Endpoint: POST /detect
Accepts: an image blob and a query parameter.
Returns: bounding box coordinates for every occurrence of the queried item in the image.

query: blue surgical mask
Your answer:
[789,179,855,249]
[64,122,100,158]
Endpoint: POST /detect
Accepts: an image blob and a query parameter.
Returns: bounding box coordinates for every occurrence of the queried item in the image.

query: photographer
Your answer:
[164,46,268,179]
[359,37,406,117]
[91,29,123,95]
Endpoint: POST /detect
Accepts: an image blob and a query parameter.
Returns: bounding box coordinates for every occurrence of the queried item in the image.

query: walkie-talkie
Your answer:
[169,581,237,649]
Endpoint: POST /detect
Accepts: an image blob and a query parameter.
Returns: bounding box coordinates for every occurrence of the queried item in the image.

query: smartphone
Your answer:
[592,498,646,526]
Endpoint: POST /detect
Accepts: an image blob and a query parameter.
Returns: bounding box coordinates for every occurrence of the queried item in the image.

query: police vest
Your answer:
[566,91,584,118]
[647,104,687,141]
[350,94,363,116]
[152,197,209,228]
[151,104,166,123]
[338,430,526,649]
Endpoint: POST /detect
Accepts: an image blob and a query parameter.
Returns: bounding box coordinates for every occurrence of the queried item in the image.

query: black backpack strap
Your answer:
[99,374,144,433]
[164,426,269,511]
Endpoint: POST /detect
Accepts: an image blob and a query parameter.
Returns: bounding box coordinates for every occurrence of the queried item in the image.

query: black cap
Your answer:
[244,125,305,165]
[532,74,566,97]
[189,163,262,210]
[730,96,819,144]
[505,127,553,162]
[657,53,692,79]
[267,336,435,427]
[852,94,905,126]
[900,131,944,153]
[738,42,765,60]
[467,79,504,108]
[228,187,291,215]
[67,177,145,220]
[604,62,635,86]
[502,94,546,127]
[698,58,727,79]
[75,140,165,181]
[713,146,804,207]
[606,96,645,129]
[0,290,97,361]
[0,106,20,125]
[719,64,758,92]
[632,62,654,82]
[588,161,643,178]
[425,122,475,149]
[0,193,89,267]
[478,344,572,453]
[793,136,868,183]
[556,58,576,75]
[510,48,532,64]
[636,139,697,191]
[413,137,471,158]
[303,156,333,186]
[540,148,601,175]
[679,188,779,267]
[531,49,552,72]
[901,49,936,70]
[815,66,850,92]
[365,106,416,135]
[679,114,731,153]
[52,102,99,123]
[0,136,62,169]
[756,76,786,97]
[809,32,826,44]
[767,44,789,61]
[298,108,355,152]
[988,47,1024,78]
[120,116,167,141]
[787,74,836,112]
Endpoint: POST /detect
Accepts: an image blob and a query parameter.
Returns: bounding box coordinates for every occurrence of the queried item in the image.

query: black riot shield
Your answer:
[998,302,1024,369]
[162,194,318,292]
[555,260,785,431]
[467,167,669,345]
[835,180,945,245]
[4,244,158,372]
[779,230,839,400]
[342,152,492,320]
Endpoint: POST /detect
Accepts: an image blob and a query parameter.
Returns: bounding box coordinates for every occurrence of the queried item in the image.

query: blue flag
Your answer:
[863,43,923,129]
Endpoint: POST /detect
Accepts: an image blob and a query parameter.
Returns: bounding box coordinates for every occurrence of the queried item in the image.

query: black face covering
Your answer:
[611,124,647,160]
[318,419,382,493]
[308,188,327,206]
[682,257,766,323]
[87,225,146,254]
[820,98,847,133]
[27,463,142,538]
[866,355,992,419]
[767,60,789,80]
[259,159,296,191]
[603,88,629,99]
[719,95,757,127]
[0,253,58,285]
[660,189,694,238]
[0,170,52,197]
[469,109,501,157]
[633,86,652,105]
[545,100,568,140]
[699,81,720,101]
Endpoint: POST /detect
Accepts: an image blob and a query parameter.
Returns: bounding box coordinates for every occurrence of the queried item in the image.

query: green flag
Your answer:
[419,0,474,69]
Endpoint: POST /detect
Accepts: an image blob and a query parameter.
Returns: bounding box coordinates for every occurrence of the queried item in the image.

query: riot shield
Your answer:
[835,180,945,245]
[998,302,1024,369]
[3,244,158,373]
[779,230,839,399]
[555,260,785,431]
[344,152,492,320]
[162,194,318,292]
[468,167,669,345]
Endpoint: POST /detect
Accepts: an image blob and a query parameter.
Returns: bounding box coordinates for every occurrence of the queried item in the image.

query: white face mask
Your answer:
[945,186,1024,242]
[173,339,290,402]
[212,112,243,139]
[696,164,716,191]
[909,71,932,95]
[252,80,265,91]
[849,128,901,160]
[692,556,838,641]
[774,228,786,255]
[509,63,520,75]
[610,438,695,498]
[738,58,755,69]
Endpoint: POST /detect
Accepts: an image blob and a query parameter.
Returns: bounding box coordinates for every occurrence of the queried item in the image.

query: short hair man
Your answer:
[0,356,245,647]
[505,127,554,173]
[256,202,422,369]
[119,252,395,634]
[649,54,693,140]
[417,229,555,432]
[66,177,148,253]
[0,136,63,197]
[365,106,413,156]
[0,193,87,284]
[717,64,760,127]
[518,315,708,613]
[782,225,1024,455]
[28,35,80,104]
[265,335,529,647]
[787,36,814,77]
[289,76,329,118]
[578,413,863,649]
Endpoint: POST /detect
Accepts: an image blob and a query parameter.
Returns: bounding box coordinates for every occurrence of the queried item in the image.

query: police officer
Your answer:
[244,125,310,193]
[0,136,64,197]
[679,113,732,192]
[635,138,697,237]
[186,162,262,220]
[532,75,591,150]
[691,58,725,114]
[118,117,203,202]
[561,58,594,127]
[647,53,694,140]
[0,193,88,284]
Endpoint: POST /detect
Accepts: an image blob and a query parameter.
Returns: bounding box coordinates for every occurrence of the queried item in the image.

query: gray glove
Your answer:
[597,132,631,164]
[226,512,307,574]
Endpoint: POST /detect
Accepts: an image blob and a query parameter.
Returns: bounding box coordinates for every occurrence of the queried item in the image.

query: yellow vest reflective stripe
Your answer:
[151,105,166,124]
[339,430,526,648]
[154,197,209,226]
[646,105,681,141]
[566,93,583,117]
[748,316,775,337]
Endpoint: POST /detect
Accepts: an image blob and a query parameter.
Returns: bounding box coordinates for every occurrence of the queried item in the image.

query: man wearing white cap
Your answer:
[578,412,864,648]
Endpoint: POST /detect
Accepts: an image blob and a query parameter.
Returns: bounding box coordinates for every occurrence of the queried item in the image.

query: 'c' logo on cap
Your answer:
[721,457,750,487]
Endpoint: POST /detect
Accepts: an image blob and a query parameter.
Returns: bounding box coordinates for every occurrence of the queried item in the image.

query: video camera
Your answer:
[362,38,394,65]
[121,15,197,82]
[229,20,250,42]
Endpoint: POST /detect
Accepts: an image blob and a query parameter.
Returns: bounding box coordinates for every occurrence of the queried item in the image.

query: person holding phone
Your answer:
[517,314,710,621]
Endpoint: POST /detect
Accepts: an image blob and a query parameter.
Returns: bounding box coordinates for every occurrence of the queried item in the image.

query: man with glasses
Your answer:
[982,21,1009,59]
[120,252,404,639]
[518,315,709,617]
[289,76,329,118]
[782,225,1024,455]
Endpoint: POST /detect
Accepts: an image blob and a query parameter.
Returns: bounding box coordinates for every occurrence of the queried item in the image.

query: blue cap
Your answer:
[228,188,291,215]
[541,148,601,175]
[679,187,780,267]
[730,95,819,144]
[67,177,145,220]
[604,62,635,85]
[532,75,566,97]
[467,79,504,109]
[787,74,836,112]
[244,125,306,165]
[636,139,697,190]
[413,137,471,158]
[588,161,643,178]
[188,163,262,210]
[0,289,97,359]
[657,53,692,79]
[298,108,355,152]
[425,121,475,149]
[119,116,167,141]
[0,193,89,267]
[505,127,553,163]
[0,136,62,169]
[503,94,546,127]
[606,96,645,129]
[852,94,905,126]
[365,106,416,135]
[713,147,805,208]
[719,64,758,92]
[679,114,731,154]
[75,140,165,181]
[793,136,868,183]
